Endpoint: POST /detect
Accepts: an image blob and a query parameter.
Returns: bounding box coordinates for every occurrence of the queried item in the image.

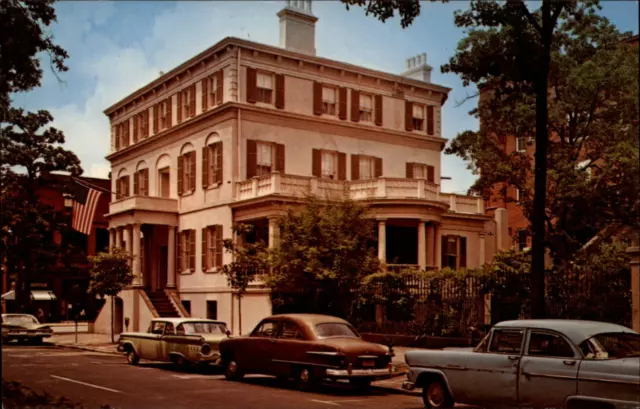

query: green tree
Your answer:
[266,196,380,320]
[0,0,79,312]
[88,248,134,342]
[0,0,68,113]
[222,224,269,335]
[345,0,615,319]
[444,9,638,269]
[0,109,82,311]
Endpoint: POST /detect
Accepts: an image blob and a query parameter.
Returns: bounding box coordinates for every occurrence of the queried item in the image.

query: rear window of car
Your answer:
[3,315,38,325]
[315,323,359,339]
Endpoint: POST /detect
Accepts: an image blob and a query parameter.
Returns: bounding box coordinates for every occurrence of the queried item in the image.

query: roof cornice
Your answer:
[104,37,452,116]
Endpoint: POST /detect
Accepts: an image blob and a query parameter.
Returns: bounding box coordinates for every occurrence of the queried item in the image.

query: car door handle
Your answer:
[563,360,576,366]
[508,355,519,361]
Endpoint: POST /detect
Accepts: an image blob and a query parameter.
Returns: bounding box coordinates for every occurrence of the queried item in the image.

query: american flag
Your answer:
[71,181,102,235]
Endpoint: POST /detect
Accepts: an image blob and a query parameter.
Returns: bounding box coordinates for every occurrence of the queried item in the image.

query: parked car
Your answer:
[117,318,230,368]
[403,319,640,409]
[1,313,53,344]
[219,314,395,390]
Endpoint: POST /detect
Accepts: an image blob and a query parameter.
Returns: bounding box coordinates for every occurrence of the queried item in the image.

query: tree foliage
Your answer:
[444,7,638,266]
[266,196,380,318]
[340,0,428,29]
[0,0,68,113]
[87,248,134,299]
[222,224,270,296]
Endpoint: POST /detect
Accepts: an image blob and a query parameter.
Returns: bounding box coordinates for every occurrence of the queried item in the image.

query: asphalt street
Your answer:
[2,343,428,409]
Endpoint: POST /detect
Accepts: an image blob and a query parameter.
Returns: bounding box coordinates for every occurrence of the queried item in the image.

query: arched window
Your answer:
[134,161,149,196]
[156,154,171,198]
[116,168,130,200]
[203,133,223,188]
[178,143,196,195]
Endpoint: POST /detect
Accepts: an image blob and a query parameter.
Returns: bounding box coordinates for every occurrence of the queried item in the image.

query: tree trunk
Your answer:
[530,1,552,319]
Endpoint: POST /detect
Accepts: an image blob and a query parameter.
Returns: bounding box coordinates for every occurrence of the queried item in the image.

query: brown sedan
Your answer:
[219,314,394,390]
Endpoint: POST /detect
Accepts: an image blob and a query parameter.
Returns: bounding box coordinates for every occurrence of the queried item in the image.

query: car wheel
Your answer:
[224,359,244,381]
[126,350,140,366]
[422,380,454,408]
[349,378,372,391]
[297,367,316,392]
[175,356,191,372]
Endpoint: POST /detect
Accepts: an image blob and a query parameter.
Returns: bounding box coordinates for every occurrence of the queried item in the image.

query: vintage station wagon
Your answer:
[117,318,230,368]
[403,319,640,409]
[219,314,395,390]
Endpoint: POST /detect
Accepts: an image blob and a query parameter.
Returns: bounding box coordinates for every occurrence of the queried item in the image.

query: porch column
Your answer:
[426,223,434,267]
[627,235,640,332]
[434,224,442,269]
[132,224,142,287]
[479,233,486,266]
[109,228,116,251]
[115,227,123,249]
[123,226,131,255]
[418,220,427,270]
[167,226,176,288]
[377,220,386,263]
[268,217,280,249]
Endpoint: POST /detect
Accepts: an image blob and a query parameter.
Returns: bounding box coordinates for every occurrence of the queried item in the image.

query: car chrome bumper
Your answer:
[6,332,52,338]
[196,352,221,364]
[326,367,393,379]
[402,381,415,391]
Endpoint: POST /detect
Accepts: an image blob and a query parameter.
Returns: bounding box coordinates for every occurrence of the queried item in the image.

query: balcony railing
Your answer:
[108,195,179,215]
[235,173,485,214]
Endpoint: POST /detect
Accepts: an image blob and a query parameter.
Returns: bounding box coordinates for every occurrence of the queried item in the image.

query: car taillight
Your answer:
[201,344,211,355]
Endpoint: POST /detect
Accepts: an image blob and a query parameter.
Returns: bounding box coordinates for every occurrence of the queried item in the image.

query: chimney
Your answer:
[277,0,318,56]
[402,53,432,83]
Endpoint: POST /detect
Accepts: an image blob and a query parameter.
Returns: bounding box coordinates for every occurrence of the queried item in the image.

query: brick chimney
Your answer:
[277,0,318,56]
[402,53,432,83]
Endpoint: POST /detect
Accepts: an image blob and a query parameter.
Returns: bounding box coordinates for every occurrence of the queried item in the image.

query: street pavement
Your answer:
[2,342,429,409]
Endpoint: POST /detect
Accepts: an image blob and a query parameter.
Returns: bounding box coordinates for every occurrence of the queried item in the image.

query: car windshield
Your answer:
[581,332,640,359]
[181,322,226,335]
[315,323,359,339]
[3,315,39,325]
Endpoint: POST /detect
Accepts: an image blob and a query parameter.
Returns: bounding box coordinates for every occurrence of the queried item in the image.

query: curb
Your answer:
[50,343,119,356]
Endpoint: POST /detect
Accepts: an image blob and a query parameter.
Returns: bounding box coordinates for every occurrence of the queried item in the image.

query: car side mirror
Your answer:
[225,329,231,337]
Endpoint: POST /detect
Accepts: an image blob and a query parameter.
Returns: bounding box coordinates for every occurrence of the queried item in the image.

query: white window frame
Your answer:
[183,152,194,192]
[413,163,428,180]
[516,137,527,152]
[322,86,337,116]
[206,226,218,271]
[159,101,168,130]
[206,143,221,186]
[181,88,191,119]
[320,150,338,179]
[359,156,375,180]
[412,104,425,131]
[256,72,274,104]
[208,75,217,108]
[256,141,274,176]
[359,94,373,122]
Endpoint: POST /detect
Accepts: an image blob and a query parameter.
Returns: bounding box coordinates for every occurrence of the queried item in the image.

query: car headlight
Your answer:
[201,343,211,355]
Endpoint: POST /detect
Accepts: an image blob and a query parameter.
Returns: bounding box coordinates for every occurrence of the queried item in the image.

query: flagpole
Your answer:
[71,176,116,196]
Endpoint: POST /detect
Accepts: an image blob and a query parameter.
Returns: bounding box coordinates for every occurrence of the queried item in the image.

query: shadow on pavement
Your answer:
[137,361,225,375]
[238,375,399,397]
[2,379,112,409]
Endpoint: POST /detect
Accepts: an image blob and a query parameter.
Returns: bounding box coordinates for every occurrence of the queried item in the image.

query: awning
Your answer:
[31,290,57,301]
[0,290,57,301]
[1,290,15,300]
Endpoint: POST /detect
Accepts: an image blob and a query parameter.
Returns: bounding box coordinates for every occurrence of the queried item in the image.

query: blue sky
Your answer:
[14,0,639,192]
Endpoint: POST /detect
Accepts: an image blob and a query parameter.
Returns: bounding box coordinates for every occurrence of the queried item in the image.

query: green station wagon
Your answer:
[117,318,230,369]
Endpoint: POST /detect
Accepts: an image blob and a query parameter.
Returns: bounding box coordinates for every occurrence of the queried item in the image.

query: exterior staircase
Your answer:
[145,290,180,317]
